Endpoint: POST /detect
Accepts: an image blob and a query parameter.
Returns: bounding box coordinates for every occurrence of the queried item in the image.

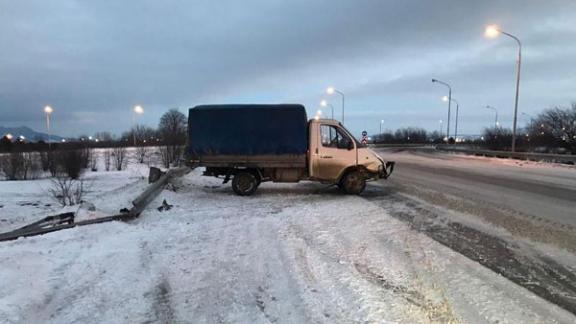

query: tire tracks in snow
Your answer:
[363,186,576,315]
[283,210,459,323]
[139,240,177,323]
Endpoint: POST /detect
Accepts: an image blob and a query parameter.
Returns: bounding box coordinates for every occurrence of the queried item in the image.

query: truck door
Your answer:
[315,124,357,181]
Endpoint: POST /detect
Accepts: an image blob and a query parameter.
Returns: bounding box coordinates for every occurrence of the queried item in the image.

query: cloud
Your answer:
[0,0,575,136]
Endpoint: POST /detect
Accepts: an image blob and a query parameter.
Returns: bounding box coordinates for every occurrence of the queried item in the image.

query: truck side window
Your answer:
[320,125,352,149]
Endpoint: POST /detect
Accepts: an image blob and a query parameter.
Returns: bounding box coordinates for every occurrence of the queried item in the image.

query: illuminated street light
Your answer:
[485,24,522,152]
[432,79,452,141]
[320,100,335,119]
[316,109,322,116]
[485,25,500,38]
[44,105,54,151]
[132,105,144,146]
[326,87,345,123]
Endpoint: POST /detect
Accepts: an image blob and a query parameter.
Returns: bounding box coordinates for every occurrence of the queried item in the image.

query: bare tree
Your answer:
[483,127,513,151]
[528,104,576,153]
[54,150,86,179]
[39,151,50,171]
[49,177,87,206]
[113,145,127,171]
[89,149,98,171]
[103,149,112,171]
[158,109,187,168]
[1,152,24,180]
[0,151,41,180]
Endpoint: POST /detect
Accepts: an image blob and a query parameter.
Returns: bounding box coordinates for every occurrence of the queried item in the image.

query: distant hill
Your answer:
[0,126,65,142]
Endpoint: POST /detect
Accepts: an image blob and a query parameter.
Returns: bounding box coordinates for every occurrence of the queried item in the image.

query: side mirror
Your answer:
[347,141,354,150]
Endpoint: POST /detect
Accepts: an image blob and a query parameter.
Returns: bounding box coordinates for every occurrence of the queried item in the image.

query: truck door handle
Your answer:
[321,155,333,159]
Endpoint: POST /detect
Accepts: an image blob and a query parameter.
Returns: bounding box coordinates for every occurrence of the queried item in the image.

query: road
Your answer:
[375,148,576,228]
[372,147,576,315]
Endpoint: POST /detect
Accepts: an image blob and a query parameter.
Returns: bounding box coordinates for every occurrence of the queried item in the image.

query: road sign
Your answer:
[362,130,367,137]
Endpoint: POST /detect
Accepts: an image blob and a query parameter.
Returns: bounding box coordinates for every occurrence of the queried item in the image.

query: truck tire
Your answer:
[232,172,259,196]
[340,170,366,194]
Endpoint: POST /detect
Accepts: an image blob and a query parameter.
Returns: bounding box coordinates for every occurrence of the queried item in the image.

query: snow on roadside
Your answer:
[0,162,151,233]
[0,170,574,323]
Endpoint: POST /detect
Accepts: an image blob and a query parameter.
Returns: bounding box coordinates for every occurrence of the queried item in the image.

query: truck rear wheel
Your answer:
[340,170,366,195]
[232,172,259,196]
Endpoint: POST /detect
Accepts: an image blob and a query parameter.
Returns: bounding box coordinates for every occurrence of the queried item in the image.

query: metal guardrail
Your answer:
[435,146,576,164]
[0,166,192,242]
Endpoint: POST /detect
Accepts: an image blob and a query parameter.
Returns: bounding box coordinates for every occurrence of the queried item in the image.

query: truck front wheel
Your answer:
[232,172,259,196]
[340,170,366,195]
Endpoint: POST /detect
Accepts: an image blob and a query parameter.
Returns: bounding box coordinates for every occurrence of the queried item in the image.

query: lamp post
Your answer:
[44,106,53,151]
[326,87,345,123]
[432,79,452,141]
[486,105,499,128]
[485,25,522,152]
[443,96,460,139]
[320,100,334,119]
[132,105,144,146]
[438,120,443,136]
[521,112,535,129]
[379,119,384,134]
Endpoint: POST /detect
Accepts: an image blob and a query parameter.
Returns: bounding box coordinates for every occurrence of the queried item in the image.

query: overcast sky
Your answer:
[1,0,575,137]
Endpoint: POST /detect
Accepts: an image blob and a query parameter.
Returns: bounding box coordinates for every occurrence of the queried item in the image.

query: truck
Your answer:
[186,104,394,196]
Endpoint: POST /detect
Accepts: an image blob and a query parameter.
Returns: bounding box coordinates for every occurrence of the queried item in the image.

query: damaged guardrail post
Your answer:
[129,166,191,217]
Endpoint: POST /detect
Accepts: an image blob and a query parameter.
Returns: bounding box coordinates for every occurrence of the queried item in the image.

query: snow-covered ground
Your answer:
[1,168,575,323]
[0,157,152,233]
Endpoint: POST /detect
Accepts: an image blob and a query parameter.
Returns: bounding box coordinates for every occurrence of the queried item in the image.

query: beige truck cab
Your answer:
[308,118,393,194]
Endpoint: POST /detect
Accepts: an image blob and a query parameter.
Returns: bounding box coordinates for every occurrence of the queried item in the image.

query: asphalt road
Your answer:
[370,147,576,314]
[376,148,576,228]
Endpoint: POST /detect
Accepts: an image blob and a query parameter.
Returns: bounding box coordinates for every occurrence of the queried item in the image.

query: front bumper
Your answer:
[378,161,395,179]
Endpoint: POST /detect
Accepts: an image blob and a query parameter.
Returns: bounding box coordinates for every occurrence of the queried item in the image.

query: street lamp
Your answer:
[522,112,535,129]
[443,96,460,139]
[486,105,499,128]
[485,24,522,152]
[44,105,54,151]
[320,100,334,119]
[380,119,384,134]
[326,87,345,123]
[132,105,144,146]
[432,79,452,141]
[438,120,443,135]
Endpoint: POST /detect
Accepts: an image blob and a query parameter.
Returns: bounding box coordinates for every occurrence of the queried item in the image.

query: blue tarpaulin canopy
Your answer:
[187,104,308,157]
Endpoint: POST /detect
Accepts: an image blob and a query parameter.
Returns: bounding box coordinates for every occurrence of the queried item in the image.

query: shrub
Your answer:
[54,149,85,179]
[49,177,87,206]
[113,146,127,171]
